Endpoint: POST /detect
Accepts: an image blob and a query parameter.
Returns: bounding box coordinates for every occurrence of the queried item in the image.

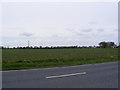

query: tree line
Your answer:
[0,41,119,49]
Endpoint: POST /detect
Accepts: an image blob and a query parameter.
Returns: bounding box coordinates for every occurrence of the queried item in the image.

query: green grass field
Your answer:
[2,48,118,70]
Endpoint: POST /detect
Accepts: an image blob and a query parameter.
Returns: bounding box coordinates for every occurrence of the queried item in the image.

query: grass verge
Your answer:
[2,56,118,70]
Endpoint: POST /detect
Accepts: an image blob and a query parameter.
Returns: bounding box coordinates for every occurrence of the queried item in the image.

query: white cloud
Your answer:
[1,0,119,2]
[82,29,92,32]
[97,29,104,32]
[20,32,33,37]
[89,22,97,25]
[2,2,118,47]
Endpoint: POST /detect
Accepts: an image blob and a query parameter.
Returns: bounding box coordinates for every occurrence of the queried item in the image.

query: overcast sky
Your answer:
[1,2,118,47]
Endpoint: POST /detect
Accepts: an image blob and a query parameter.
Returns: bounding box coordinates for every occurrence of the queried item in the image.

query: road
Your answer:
[2,62,118,88]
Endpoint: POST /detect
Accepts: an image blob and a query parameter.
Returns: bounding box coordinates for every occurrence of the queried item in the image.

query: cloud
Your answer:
[82,29,92,32]
[74,33,84,37]
[3,27,23,30]
[114,29,118,32]
[66,28,75,31]
[20,32,33,37]
[97,29,104,32]
[89,22,97,25]
[51,34,59,38]
[76,33,84,36]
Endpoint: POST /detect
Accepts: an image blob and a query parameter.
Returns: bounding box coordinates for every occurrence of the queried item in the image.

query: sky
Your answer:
[1,1,118,47]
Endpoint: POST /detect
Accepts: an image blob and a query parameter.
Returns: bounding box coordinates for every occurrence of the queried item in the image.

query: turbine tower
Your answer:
[28,40,30,47]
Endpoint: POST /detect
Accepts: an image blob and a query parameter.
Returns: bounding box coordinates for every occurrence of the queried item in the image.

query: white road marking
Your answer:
[46,72,86,79]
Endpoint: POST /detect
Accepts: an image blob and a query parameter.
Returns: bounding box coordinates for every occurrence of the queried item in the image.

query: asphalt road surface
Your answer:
[2,62,118,88]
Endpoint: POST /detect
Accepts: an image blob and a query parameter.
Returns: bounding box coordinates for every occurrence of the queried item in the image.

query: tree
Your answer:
[107,42,115,48]
[99,42,106,48]
[99,41,116,48]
